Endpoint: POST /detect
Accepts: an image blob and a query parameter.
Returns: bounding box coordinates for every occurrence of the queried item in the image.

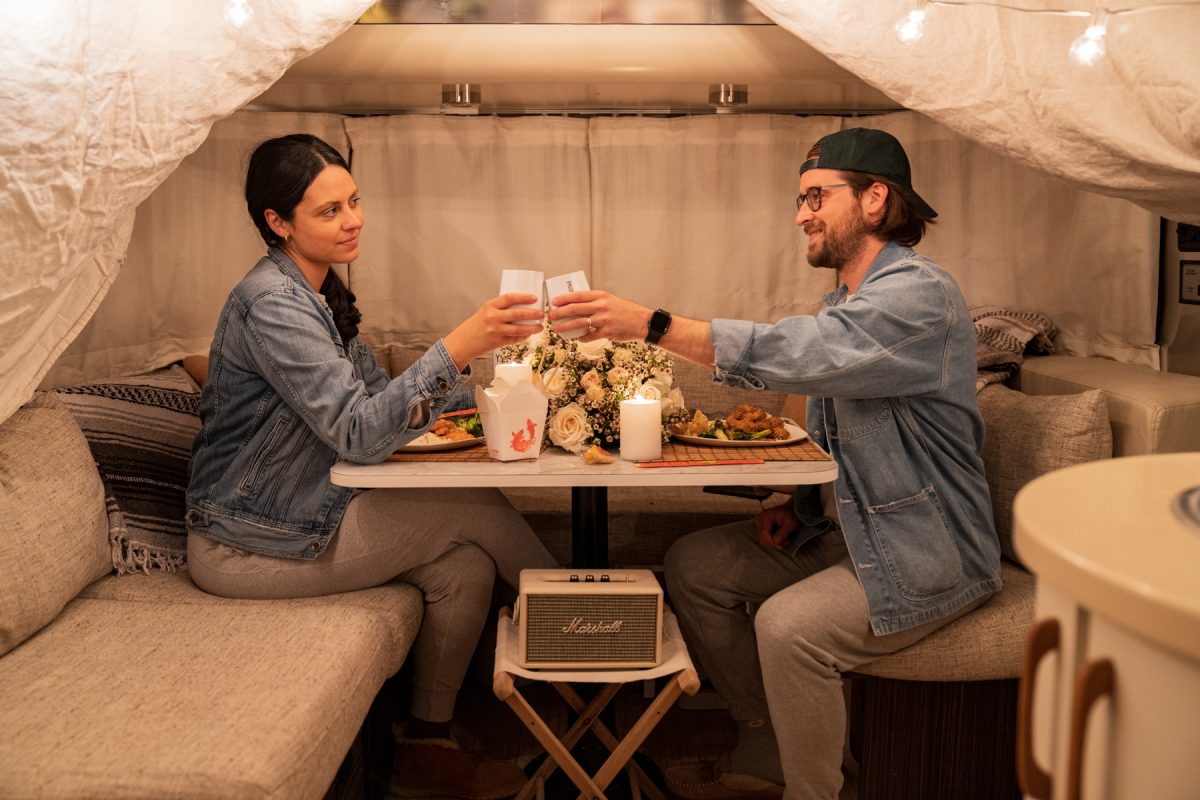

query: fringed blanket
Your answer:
[972,306,1058,391]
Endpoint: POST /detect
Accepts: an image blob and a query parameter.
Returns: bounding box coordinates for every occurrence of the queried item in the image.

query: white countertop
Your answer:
[1013,452,1200,662]
[330,447,837,489]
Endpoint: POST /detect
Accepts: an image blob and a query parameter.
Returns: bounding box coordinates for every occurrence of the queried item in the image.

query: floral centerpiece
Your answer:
[498,321,689,454]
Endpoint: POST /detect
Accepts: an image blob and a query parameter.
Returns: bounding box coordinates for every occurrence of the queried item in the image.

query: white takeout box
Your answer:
[475,381,549,461]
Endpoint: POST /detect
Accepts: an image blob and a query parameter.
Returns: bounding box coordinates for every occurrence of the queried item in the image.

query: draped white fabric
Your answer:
[57,109,1151,383]
[750,0,1200,225]
[0,1,373,423]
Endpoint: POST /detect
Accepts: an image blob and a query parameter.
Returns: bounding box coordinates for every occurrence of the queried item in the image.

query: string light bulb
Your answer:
[225,0,253,28]
[1068,9,1110,65]
[894,4,928,43]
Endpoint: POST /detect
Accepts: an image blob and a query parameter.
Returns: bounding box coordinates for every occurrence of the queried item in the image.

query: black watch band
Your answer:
[645,308,672,345]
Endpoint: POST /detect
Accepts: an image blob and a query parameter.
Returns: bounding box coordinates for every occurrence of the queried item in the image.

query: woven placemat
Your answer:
[385,439,830,464]
[386,442,493,462]
[646,438,831,465]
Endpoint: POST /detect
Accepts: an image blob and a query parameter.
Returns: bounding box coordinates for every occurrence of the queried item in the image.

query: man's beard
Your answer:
[806,207,871,270]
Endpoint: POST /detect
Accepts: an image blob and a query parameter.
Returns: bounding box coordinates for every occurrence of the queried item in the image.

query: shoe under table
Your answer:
[492,605,700,800]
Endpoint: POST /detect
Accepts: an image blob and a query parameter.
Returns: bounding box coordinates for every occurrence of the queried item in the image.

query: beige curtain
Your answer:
[344,115,592,351]
[589,112,1159,365]
[589,115,837,324]
[46,109,1158,385]
[42,112,351,388]
[868,113,1160,365]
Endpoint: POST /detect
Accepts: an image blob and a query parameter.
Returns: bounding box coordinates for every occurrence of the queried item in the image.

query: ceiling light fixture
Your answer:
[708,84,748,113]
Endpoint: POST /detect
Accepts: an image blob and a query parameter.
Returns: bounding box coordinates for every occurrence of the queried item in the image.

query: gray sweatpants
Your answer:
[187,487,558,722]
[664,520,983,800]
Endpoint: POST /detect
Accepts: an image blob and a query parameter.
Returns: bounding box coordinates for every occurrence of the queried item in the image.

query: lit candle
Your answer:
[620,396,663,461]
[494,362,533,387]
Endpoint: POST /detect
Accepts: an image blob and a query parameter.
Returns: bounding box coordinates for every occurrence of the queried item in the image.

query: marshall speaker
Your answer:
[514,569,663,669]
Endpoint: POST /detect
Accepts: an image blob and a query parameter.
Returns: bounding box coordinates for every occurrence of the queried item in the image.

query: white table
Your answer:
[331,447,838,567]
[1014,453,1200,800]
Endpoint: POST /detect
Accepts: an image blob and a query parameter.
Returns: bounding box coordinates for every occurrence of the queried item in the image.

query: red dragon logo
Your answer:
[510,418,538,453]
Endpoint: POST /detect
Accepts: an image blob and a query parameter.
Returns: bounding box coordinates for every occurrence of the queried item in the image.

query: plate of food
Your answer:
[395,409,485,453]
[670,404,807,447]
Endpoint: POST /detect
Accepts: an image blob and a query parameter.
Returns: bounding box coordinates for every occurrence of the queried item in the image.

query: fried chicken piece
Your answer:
[724,404,787,439]
[681,409,711,436]
[429,417,473,442]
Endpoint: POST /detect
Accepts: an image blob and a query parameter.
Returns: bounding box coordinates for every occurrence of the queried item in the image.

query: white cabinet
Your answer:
[1014,453,1200,800]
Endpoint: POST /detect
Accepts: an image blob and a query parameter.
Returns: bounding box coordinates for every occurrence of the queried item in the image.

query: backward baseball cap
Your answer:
[799,127,937,219]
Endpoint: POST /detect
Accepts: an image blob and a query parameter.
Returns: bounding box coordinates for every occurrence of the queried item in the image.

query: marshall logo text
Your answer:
[561,617,624,635]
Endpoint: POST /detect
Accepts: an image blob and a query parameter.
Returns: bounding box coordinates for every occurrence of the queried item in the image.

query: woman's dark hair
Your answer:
[843,171,933,247]
[245,134,362,343]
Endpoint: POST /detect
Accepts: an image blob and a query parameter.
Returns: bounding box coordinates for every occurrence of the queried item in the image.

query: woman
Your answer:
[185,133,557,800]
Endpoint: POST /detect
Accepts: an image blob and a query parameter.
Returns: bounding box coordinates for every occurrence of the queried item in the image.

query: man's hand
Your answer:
[547,289,652,343]
[755,501,799,551]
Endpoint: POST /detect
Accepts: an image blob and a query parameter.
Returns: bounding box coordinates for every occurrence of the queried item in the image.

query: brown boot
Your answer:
[665,759,784,800]
[389,736,527,800]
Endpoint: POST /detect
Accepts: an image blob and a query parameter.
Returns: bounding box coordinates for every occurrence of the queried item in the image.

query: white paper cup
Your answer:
[500,269,544,326]
[545,270,591,339]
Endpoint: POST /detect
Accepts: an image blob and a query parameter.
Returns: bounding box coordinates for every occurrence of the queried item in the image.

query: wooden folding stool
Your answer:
[493,606,700,800]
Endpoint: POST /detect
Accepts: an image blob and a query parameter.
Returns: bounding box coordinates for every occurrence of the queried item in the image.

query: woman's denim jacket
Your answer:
[711,242,1001,635]
[185,248,468,559]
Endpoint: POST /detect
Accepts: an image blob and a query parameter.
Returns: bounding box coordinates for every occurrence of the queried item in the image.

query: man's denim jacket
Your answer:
[185,249,468,559]
[711,242,1001,635]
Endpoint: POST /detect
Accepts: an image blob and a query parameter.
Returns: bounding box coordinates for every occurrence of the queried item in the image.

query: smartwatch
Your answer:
[645,308,672,345]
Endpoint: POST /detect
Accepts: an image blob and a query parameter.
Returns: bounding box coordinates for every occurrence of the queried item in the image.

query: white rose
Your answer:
[549,403,592,452]
[606,366,631,386]
[662,387,685,418]
[584,384,607,404]
[535,366,570,400]
[525,330,548,350]
[652,368,673,387]
[576,338,611,361]
[639,378,671,402]
[611,347,634,366]
[580,368,601,389]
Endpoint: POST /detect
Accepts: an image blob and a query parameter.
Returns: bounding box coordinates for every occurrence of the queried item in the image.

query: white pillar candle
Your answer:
[620,397,663,461]
[494,362,533,387]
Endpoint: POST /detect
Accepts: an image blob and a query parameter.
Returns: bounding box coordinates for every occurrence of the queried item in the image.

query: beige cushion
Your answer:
[0,578,423,799]
[0,394,110,657]
[671,359,789,417]
[978,383,1111,565]
[853,562,1035,681]
[1017,354,1200,456]
[78,570,424,668]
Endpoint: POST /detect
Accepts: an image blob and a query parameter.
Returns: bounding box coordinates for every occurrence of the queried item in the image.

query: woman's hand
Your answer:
[548,290,652,343]
[443,292,543,370]
[754,502,799,551]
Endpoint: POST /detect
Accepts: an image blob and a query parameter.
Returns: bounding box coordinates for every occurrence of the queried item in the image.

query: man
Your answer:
[548,127,1001,800]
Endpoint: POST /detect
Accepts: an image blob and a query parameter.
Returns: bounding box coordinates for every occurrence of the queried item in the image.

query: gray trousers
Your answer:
[664,520,982,800]
[188,487,557,722]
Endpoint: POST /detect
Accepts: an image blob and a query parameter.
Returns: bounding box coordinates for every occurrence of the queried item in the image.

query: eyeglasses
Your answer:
[795,183,850,212]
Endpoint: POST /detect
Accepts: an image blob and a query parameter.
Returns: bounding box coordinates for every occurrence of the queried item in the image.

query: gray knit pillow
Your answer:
[978,384,1111,565]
